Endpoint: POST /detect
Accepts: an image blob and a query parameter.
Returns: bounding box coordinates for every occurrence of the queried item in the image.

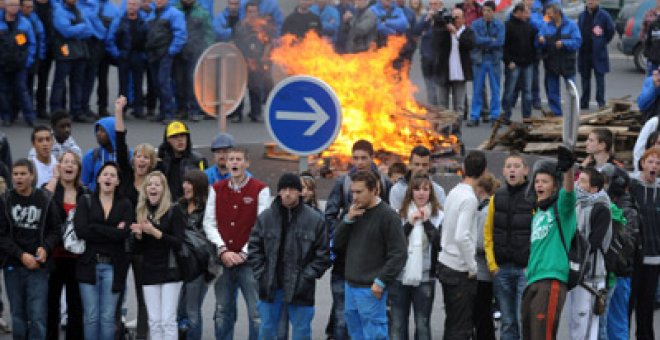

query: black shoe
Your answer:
[150,116,165,123]
[249,115,263,122]
[132,112,145,120]
[466,119,479,127]
[25,119,34,127]
[98,109,110,117]
[481,116,491,123]
[580,104,589,110]
[500,118,512,126]
[190,113,202,122]
[231,114,242,123]
[146,109,156,117]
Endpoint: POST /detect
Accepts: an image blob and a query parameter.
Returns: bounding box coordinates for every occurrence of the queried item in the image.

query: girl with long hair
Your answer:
[177,169,210,340]
[131,171,185,340]
[74,162,134,340]
[115,96,157,338]
[43,150,87,339]
[390,175,443,340]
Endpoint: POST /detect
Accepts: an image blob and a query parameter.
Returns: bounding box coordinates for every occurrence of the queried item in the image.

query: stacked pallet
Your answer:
[480,100,643,169]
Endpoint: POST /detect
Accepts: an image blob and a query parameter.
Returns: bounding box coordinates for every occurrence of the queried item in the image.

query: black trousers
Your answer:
[473,280,496,340]
[47,256,83,340]
[438,264,477,340]
[630,262,660,340]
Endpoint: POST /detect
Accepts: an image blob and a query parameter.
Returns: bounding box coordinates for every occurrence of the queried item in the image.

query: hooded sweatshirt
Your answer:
[156,128,207,200]
[575,187,611,281]
[629,173,660,264]
[81,117,120,191]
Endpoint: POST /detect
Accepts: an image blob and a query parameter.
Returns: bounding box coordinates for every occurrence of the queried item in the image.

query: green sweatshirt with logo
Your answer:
[526,188,577,285]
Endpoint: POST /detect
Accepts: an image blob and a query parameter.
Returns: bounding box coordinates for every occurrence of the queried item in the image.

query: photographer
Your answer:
[414,0,445,106]
[431,7,474,116]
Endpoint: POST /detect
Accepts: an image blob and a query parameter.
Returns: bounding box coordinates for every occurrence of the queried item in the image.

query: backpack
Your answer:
[62,194,91,254]
[554,205,591,290]
[602,215,636,277]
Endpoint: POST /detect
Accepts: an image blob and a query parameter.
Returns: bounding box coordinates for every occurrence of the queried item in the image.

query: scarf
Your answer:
[401,203,431,286]
[576,185,611,208]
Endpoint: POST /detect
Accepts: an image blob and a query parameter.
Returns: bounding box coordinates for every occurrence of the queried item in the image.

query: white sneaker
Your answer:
[0,317,11,333]
[493,311,502,320]
[125,319,138,329]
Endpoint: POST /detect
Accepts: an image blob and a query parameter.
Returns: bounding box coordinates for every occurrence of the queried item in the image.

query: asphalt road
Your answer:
[1,30,659,339]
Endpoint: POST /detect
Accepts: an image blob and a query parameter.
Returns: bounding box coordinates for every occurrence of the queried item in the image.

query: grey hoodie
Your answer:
[629,173,660,265]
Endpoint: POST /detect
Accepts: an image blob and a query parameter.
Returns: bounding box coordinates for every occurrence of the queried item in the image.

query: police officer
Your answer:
[107,0,149,119]
[468,1,504,127]
[50,0,93,123]
[21,0,46,117]
[0,0,37,127]
[35,0,56,119]
[174,0,214,122]
[79,0,118,118]
[213,0,240,42]
[537,3,582,116]
[145,0,187,125]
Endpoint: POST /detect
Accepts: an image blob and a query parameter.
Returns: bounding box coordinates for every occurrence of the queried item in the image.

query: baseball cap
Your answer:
[166,121,190,138]
[211,133,235,150]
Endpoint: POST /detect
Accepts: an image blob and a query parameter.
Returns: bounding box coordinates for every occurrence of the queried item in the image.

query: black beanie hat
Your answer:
[277,173,303,192]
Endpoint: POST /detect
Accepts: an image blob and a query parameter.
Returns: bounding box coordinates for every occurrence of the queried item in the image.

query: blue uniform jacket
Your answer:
[637,76,660,111]
[470,17,505,64]
[213,8,236,42]
[0,15,36,68]
[310,4,340,39]
[106,14,148,58]
[144,4,187,56]
[25,12,46,60]
[531,0,560,16]
[239,0,283,36]
[536,15,582,51]
[369,1,408,36]
[53,3,93,40]
[578,7,615,74]
[79,0,119,40]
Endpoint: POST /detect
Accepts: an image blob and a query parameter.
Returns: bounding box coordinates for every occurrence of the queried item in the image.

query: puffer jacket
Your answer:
[144,4,187,61]
[536,14,582,76]
[248,197,330,306]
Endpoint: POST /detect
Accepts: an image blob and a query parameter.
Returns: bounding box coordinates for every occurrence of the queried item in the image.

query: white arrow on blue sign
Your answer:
[265,75,342,156]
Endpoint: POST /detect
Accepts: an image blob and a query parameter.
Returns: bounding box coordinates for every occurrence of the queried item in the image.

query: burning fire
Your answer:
[270,32,458,164]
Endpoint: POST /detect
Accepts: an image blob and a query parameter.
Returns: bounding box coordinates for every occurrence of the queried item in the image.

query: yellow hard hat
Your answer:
[165,120,190,138]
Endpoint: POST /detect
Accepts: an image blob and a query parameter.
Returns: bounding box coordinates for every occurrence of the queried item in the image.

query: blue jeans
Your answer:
[580,57,605,108]
[0,69,36,123]
[544,71,575,116]
[118,53,146,115]
[50,60,86,117]
[388,280,434,340]
[4,266,49,340]
[149,55,175,119]
[257,289,314,340]
[471,61,501,121]
[503,64,533,119]
[79,263,120,340]
[492,264,527,340]
[607,277,630,340]
[344,283,388,340]
[329,273,348,340]
[213,263,259,340]
[179,274,209,340]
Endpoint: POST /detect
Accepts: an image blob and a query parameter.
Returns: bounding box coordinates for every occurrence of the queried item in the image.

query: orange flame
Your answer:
[270,32,453,163]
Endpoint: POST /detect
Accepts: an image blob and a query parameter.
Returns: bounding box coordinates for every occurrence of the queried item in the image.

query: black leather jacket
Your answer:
[248,197,330,306]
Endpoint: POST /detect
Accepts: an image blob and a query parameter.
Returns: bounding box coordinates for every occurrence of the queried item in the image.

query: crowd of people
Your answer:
[0,0,626,129]
[0,87,658,340]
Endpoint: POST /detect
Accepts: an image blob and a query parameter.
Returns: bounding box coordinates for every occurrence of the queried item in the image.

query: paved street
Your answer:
[1,20,660,340]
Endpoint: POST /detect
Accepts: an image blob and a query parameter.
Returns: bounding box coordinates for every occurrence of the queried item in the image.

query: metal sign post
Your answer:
[194,43,248,132]
[564,80,580,150]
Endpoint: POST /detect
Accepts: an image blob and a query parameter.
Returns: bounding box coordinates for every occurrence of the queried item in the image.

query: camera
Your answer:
[432,8,453,27]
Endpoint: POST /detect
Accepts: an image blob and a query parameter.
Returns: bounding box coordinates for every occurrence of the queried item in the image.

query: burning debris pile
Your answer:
[269,32,461,171]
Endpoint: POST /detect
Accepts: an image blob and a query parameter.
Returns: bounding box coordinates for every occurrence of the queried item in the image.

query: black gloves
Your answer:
[556,145,576,172]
